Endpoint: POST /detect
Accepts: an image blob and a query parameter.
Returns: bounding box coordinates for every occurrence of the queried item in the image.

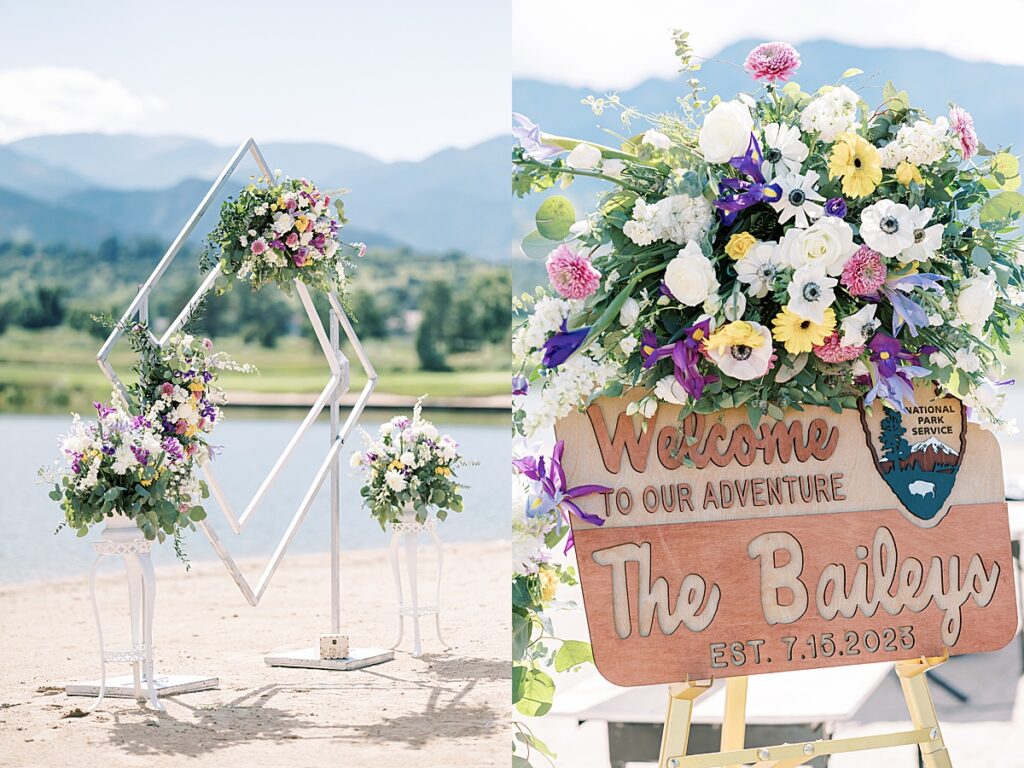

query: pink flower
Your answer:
[285,232,299,249]
[251,237,268,256]
[949,106,978,161]
[841,245,887,296]
[160,382,174,397]
[202,338,213,350]
[813,332,864,363]
[744,42,801,82]
[545,244,601,299]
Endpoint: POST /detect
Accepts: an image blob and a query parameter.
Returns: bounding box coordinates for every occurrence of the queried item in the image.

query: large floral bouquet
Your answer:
[125,324,255,462]
[41,400,209,554]
[352,401,468,528]
[512,35,1024,437]
[201,175,363,294]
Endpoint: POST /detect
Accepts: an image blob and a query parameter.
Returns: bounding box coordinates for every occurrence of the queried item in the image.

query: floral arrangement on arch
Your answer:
[200,174,365,295]
[512,33,1024,438]
[41,400,210,560]
[352,400,468,528]
[124,324,256,462]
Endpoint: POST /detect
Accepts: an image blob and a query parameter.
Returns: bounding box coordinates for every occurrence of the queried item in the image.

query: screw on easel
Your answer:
[668,759,679,768]
[803,743,815,755]
[757,748,771,760]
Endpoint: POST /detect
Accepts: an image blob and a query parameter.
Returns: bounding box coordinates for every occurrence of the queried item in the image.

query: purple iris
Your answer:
[512,373,529,396]
[713,134,783,226]
[512,113,563,162]
[542,320,590,369]
[864,333,930,410]
[824,197,847,218]
[881,272,945,336]
[640,319,718,399]
[513,440,610,553]
[93,401,115,418]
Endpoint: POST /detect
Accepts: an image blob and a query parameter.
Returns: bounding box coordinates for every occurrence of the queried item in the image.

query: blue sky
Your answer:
[0,1,509,161]
[514,0,1024,88]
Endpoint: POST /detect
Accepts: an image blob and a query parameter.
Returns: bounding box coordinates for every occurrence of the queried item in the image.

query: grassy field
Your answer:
[0,327,508,413]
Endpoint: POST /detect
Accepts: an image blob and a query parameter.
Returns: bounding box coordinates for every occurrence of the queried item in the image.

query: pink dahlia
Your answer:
[546,244,601,299]
[813,332,864,364]
[841,245,887,296]
[251,237,268,256]
[743,42,801,83]
[949,106,978,161]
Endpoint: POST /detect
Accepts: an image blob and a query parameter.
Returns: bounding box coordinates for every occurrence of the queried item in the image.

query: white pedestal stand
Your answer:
[65,516,218,710]
[389,509,450,657]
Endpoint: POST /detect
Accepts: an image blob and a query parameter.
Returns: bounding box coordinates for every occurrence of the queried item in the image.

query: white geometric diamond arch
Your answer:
[97,139,391,669]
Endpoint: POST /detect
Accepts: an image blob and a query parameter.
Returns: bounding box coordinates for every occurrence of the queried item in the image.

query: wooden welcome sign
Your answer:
[554,386,1017,686]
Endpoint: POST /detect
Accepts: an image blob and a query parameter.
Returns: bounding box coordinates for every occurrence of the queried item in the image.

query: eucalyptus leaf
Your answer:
[535,196,576,240]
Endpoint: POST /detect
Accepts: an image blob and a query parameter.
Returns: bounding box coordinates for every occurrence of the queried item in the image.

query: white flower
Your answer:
[602,159,625,177]
[385,469,407,492]
[566,142,601,170]
[619,296,640,327]
[954,347,982,373]
[770,170,825,228]
[787,264,837,323]
[624,194,713,246]
[642,130,672,150]
[965,379,1008,429]
[654,375,688,405]
[707,321,774,381]
[761,123,808,178]
[879,118,951,168]
[900,206,943,264]
[619,336,639,355]
[349,451,363,468]
[840,304,879,347]
[956,271,997,328]
[400,451,416,467]
[722,290,747,321]
[569,219,592,238]
[779,217,855,276]
[860,200,914,258]
[273,213,295,234]
[622,220,654,246]
[112,445,138,475]
[664,241,719,307]
[930,350,952,368]
[698,100,754,163]
[799,86,859,142]
[736,241,783,298]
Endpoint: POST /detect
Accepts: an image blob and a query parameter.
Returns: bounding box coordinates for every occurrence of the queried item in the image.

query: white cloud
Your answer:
[0,67,163,143]
[514,0,1024,89]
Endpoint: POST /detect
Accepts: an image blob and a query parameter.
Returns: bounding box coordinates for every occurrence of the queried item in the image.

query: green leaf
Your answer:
[840,67,863,79]
[514,668,556,717]
[535,195,576,240]
[971,245,992,268]
[512,611,534,659]
[980,191,1024,224]
[554,640,594,672]
[187,506,207,522]
[521,229,560,260]
[982,153,1021,192]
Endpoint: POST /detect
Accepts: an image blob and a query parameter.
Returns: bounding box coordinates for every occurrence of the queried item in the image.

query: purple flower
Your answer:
[882,272,945,336]
[868,333,903,378]
[713,134,783,226]
[541,320,590,369]
[864,333,931,411]
[824,197,847,218]
[512,373,529,396]
[744,41,801,82]
[512,113,563,162]
[640,320,718,400]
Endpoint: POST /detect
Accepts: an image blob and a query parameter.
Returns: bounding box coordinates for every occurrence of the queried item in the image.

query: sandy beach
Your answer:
[0,540,509,768]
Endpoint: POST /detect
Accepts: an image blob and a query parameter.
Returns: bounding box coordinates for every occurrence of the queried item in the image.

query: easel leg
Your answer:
[896,656,953,768]
[659,680,711,768]
[720,676,748,768]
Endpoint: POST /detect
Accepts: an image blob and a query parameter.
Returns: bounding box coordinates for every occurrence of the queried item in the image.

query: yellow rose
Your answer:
[895,161,923,187]
[294,216,309,233]
[725,232,757,260]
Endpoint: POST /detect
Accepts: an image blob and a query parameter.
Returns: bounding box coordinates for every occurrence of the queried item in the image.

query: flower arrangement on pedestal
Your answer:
[41,400,210,560]
[512,33,1024,438]
[352,400,468,528]
[200,174,364,294]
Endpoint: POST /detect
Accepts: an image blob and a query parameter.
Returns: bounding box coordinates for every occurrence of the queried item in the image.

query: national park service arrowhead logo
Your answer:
[859,384,966,528]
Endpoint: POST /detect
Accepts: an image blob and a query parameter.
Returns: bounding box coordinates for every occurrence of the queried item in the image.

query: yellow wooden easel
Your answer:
[657,652,953,768]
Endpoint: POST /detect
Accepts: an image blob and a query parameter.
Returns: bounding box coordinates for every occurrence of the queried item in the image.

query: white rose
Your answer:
[619,296,640,327]
[642,130,671,150]
[664,241,719,307]
[779,217,855,276]
[698,100,754,163]
[565,142,601,170]
[957,272,997,327]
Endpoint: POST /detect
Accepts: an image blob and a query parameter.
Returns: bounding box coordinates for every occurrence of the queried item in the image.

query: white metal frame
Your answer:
[96,139,389,667]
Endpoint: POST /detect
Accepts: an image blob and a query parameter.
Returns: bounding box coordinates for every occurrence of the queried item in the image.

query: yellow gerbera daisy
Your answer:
[705,321,765,355]
[771,307,837,354]
[828,133,882,198]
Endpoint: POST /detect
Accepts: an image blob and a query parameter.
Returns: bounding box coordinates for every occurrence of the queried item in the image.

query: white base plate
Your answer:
[264,646,394,670]
[66,674,219,698]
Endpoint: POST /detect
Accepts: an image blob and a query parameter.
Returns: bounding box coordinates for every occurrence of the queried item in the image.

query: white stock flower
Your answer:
[957,271,997,327]
[624,195,713,246]
[779,217,855,276]
[900,206,943,264]
[930,349,952,368]
[698,100,754,163]
[954,347,982,373]
[879,118,951,168]
[860,200,914,258]
[735,241,783,298]
[761,123,808,177]
[840,304,879,347]
[787,264,837,323]
[664,241,719,307]
[799,86,859,142]
[566,142,601,170]
[770,170,825,228]
[642,130,672,150]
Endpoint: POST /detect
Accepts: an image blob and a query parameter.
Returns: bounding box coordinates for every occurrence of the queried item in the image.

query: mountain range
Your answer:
[0,134,510,260]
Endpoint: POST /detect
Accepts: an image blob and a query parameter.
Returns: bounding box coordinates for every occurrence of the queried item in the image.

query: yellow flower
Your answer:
[771,307,836,354]
[705,321,766,355]
[185,424,198,438]
[388,460,404,471]
[435,466,451,476]
[538,567,558,603]
[895,160,923,187]
[724,232,757,261]
[828,133,882,198]
[294,216,309,233]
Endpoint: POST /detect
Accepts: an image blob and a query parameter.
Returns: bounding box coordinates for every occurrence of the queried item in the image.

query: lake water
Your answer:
[0,412,510,584]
